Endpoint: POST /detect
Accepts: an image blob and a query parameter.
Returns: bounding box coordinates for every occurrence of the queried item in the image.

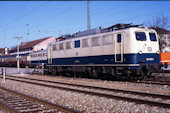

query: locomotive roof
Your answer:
[52,24,153,44]
[55,23,145,41]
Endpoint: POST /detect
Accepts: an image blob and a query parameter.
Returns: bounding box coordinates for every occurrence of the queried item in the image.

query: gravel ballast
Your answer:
[12,74,170,95]
[0,75,170,113]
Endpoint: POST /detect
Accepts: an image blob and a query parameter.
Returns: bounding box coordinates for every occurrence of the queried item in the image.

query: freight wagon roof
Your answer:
[10,36,52,52]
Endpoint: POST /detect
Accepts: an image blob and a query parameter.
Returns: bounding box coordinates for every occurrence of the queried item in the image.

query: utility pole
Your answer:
[13,37,24,74]
[87,0,91,30]
[3,29,6,48]
[26,24,29,42]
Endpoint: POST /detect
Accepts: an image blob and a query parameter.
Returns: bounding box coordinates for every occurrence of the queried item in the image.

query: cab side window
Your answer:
[117,34,121,43]
[75,40,80,48]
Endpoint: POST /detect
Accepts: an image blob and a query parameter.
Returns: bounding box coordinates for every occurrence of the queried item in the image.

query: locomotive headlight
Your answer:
[138,50,142,54]
[156,50,160,54]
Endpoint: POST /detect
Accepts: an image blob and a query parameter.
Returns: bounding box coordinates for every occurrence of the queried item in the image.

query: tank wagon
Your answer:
[43,24,161,80]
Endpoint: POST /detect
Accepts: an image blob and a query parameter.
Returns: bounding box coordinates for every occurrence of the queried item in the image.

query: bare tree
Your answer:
[145,15,169,51]
[146,15,169,30]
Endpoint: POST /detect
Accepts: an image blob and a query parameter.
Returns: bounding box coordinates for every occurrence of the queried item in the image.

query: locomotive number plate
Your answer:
[146,58,154,61]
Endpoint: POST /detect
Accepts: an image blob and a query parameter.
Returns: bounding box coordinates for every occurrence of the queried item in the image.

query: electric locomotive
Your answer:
[44,24,161,80]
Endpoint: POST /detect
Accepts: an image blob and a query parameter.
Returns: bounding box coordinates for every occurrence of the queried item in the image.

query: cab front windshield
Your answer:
[135,32,157,42]
[149,33,157,41]
[136,32,146,41]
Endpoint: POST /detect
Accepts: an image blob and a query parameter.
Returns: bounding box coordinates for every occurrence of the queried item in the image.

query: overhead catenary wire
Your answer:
[2,2,169,45]
[10,2,137,37]
[0,1,49,30]
[21,9,170,42]
[11,1,80,38]
[94,11,170,29]
[0,2,28,22]
[69,9,170,33]
[0,1,49,48]
[13,8,170,43]
[48,5,170,36]
[37,2,132,31]
[18,2,135,36]
[39,2,163,32]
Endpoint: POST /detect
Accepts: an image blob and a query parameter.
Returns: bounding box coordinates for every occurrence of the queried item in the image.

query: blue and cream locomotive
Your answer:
[39,24,161,79]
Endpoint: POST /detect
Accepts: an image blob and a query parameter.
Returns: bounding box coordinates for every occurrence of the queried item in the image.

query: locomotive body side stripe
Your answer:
[46,53,160,67]
[30,60,47,64]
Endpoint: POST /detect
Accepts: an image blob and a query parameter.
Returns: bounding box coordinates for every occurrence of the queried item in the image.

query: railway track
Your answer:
[137,80,170,86]
[0,86,82,113]
[1,75,170,109]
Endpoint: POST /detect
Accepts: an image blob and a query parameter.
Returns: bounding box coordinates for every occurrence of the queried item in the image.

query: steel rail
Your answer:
[0,100,20,113]
[0,86,82,113]
[2,75,170,109]
[136,80,170,86]
[4,75,170,100]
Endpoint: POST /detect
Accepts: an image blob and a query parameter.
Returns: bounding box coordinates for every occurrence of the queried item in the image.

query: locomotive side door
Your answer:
[115,33,123,62]
[48,44,53,64]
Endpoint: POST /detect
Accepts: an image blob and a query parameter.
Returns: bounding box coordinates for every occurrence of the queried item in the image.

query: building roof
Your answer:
[10,36,52,52]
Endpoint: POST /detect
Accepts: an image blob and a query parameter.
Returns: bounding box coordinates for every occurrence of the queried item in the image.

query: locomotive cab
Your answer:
[128,28,161,77]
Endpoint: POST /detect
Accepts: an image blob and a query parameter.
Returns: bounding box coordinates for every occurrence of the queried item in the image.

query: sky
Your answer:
[0,1,170,49]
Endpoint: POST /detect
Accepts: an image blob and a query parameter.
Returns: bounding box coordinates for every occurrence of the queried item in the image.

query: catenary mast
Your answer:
[87,0,91,30]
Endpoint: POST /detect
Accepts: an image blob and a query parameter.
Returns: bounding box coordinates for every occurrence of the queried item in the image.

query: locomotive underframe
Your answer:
[44,63,162,80]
